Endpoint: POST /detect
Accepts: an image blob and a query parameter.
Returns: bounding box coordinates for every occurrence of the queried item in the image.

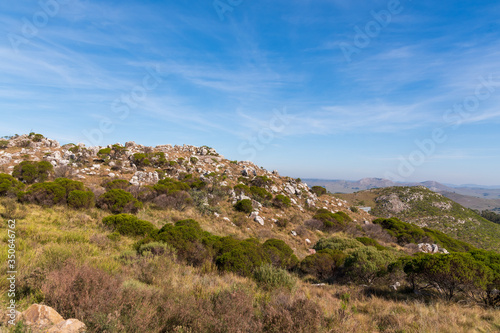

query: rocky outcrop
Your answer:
[129,171,159,186]
[418,243,449,254]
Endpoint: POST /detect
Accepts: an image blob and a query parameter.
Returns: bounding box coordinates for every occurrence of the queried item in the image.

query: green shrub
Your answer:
[422,228,474,252]
[251,176,273,187]
[233,184,250,195]
[250,186,272,202]
[350,206,358,213]
[402,252,495,301]
[253,264,296,291]
[313,209,352,231]
[153,178,190,194]
[313,237,364,252]
[132,153,151,167]
[344,247,396,285]
[97,189,143,214]
[299,249,346,281]
[97,147,112,158]
[13,160,53,184]
[215,238,271,277]
[0,140,8,149]
[373,217,429,245]
[234,199,253,214]
[54,178,85,198]
[157,219,214,265]
[262,239,298,269]
[102,214,157,236]
[355,237,386,251]
[272,194,291,208]
[29,132,44,142]
[102,179,130,191]
[18,182,66,206]
[311,186,327,196]
[0,173,24,197]
[67,190,95,209]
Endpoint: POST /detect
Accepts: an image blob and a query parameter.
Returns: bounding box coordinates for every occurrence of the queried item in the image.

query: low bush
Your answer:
[313,237,364,252]
[253,264,296,291]
[0,173,24,197]
[13,160,53,184]
[343,247,397,285]
[373,217,428,245]
[313,209,352,231]
[54,178,85,198]
[18,182,66,206]
[251,175,273,187]
[233,184,250,195]
[97,189,143,214]
[102,214,157,236]
[215,238,271,277]
[355,237,386,251]
[273,194,291,208]
[153,178,190,194]
[157,219,214,265]
[310,186,327,196]
[234,199,253,214]
[67,190,95,209]
[250,186,272,202]
[262,238,299,269]
[152,191,193,211]
[102,179,130,191]
[0,140,8,149]
[299,249,346,281]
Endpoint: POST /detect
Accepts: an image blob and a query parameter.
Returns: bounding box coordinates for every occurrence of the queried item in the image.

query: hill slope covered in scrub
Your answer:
[335,186,500,252]
[0,133,499,333]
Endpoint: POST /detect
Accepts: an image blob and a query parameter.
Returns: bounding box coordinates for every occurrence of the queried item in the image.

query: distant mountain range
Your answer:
[304,178,500,212]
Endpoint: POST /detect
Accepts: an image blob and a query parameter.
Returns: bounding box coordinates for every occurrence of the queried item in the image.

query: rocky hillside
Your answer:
[335,186,500,251]
[2,134,500,332]
[0,133,373,257]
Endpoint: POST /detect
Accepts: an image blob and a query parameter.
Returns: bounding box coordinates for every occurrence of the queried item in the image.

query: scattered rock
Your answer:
[20,304,64,332]
[47,319,87,333]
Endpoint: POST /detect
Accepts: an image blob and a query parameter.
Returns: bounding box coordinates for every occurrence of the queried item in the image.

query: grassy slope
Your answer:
[1,199,500,332]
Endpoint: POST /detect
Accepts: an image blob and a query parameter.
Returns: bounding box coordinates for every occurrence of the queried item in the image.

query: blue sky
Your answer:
[1,0,500,185]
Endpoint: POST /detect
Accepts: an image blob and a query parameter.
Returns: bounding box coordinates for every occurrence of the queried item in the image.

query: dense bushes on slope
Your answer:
[373,217,475,252]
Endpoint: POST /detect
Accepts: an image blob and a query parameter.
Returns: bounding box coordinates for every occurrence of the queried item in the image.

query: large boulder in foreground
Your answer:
[1,304,87,333]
